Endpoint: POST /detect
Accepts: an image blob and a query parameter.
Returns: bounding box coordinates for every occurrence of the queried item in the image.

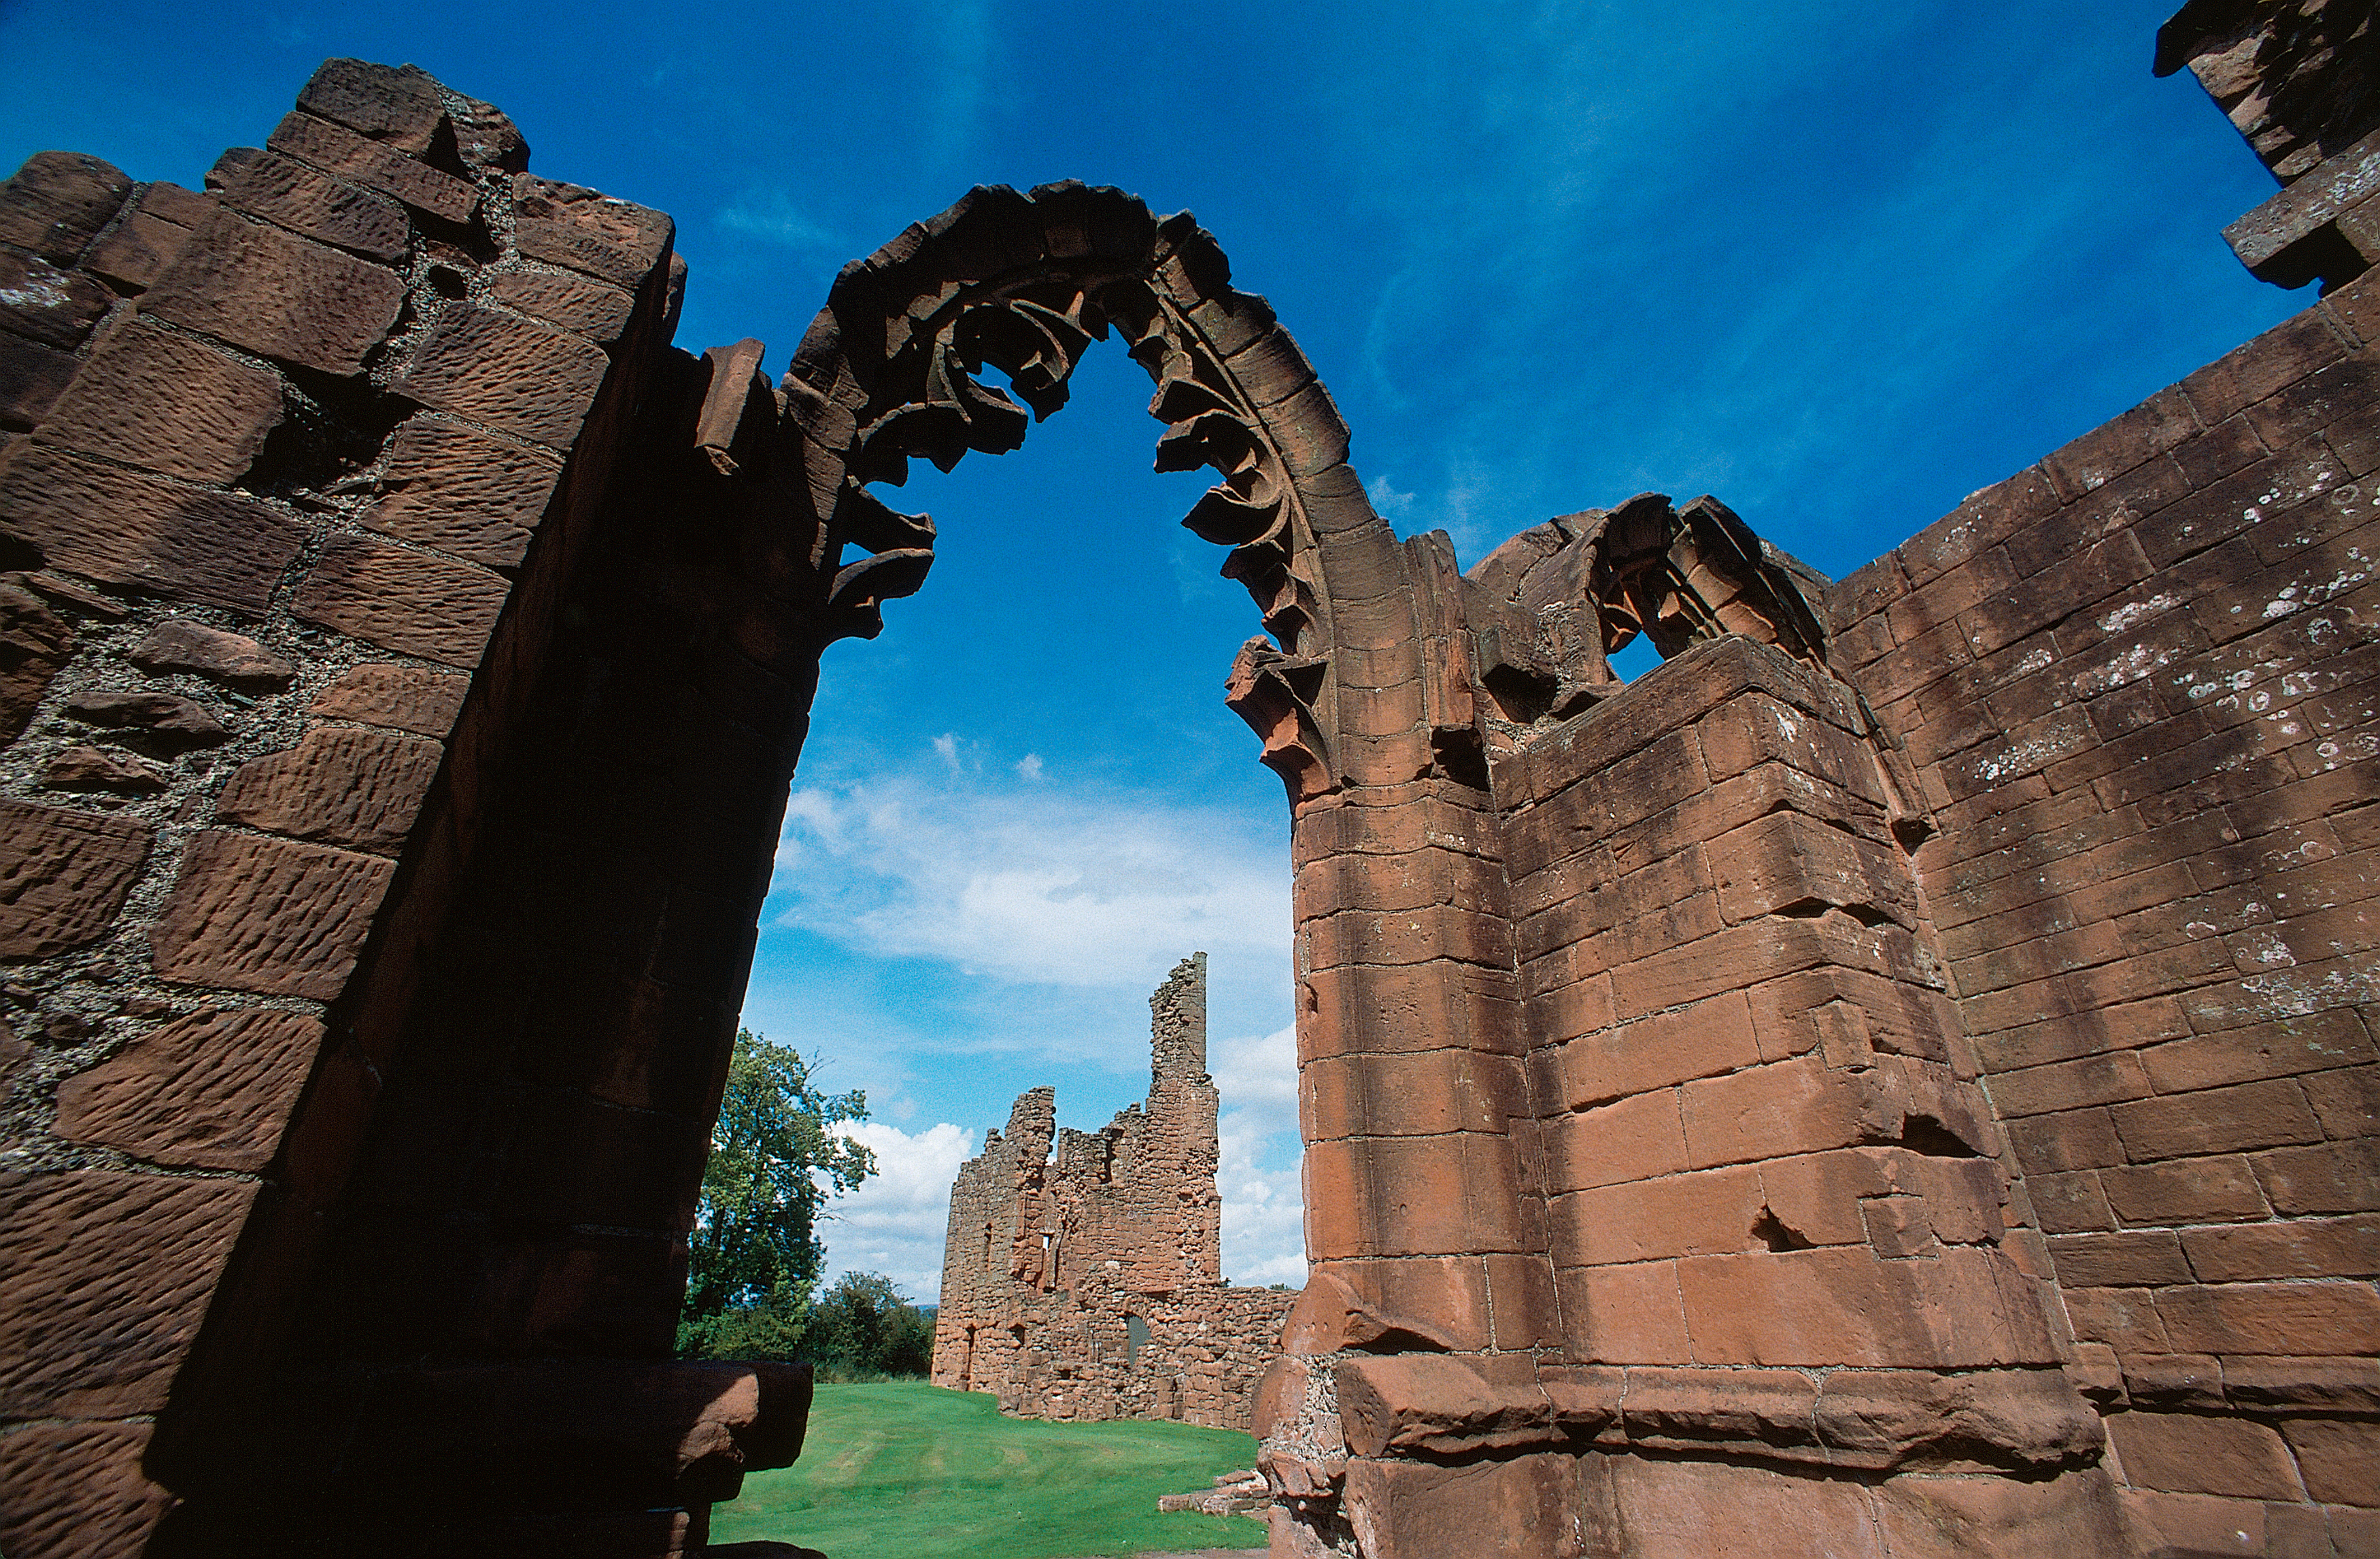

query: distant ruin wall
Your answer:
[932,954,1295,1430]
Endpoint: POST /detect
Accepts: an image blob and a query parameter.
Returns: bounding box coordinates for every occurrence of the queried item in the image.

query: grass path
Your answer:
[709,1381,1269,1558]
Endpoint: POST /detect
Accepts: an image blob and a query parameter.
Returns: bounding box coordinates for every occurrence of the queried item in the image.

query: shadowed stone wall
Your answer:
[932,954,1295,1430]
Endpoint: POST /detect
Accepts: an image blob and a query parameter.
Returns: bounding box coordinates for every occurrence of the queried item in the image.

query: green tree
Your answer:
[804,1271,936,1379]
[679,1029,874,1357]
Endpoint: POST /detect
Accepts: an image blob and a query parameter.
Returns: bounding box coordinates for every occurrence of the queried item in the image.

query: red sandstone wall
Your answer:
[0,62,812,1559]
[1832,267,2380,1554]
[934,956,1294,1430]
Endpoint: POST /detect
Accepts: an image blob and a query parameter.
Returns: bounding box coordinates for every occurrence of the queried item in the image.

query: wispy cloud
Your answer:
[820,1119,978,1302]
[770,746,1291,991]
[715,188,845,253]
[1214,1020,1306,1286]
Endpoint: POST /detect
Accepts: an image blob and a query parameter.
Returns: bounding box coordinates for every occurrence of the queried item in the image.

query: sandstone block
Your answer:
[1546,1090,1690,1192]
[292,533,509,666]
[0,331,80,427]
[2279,1417,2380,1506]
[130,618,296,687]
[1335,1354,1557,1457]
[54,1005,324,1170]
[296,60,449,156]
[215,723,444,853]
[2156,1279,2380,1356]
[1552,1165,1765,1267]
[309,660,469,734]
[0,150,131,261]
[2105,1410,2302,1499]
[2100,1154,2270,1224]
[81,209,197,292]
[142,208,406,375]
[1553,1260,1693,1364]
[43,745,169,794]
[362,414,564,567]
[0,1169,256,1415]
[0,443,306,613]
[0,249,112,347]
[2113,1077,2327,1160]
[1603,1454,1882,1558]
[512,174,674,289]
[150,829,394,999]
[65,689,228,746]
[0,800,150,958]
[1871,1469,2135,1554]
[392,303,609,448]
[265,111,475,222]
[215,148,408,261]
[0,574,71,743]
[32,317,284,483]
[0,1418,171,1559]
[1344,1452,1580,1559]
[1561,988,1758,1109]
[488,267,636,340]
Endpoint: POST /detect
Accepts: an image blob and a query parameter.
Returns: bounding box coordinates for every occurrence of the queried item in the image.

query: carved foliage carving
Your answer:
[1467,490,1831,724]
[775,182,1337,793]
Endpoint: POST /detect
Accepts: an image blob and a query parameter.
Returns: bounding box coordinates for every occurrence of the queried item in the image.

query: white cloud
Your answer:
[819,1119,978,1304]
[1214,1022,1306,1286]
[1014,752,1043,781]
[715,189,843,252]
[1365,474,1416,522]
[770,755,1290,990]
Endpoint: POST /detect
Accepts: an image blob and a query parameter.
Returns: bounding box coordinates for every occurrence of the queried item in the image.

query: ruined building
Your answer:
[0,3,2376,1554]
[932,954,1295,1429]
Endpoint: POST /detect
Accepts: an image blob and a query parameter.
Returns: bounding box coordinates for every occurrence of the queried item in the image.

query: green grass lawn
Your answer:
[709,1380,1270,1558]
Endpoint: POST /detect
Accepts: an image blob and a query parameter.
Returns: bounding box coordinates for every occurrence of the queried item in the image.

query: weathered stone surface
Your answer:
[0,150,131,261]
[65,689,228,746]
[1344,1453,1581,1559]
[0,1418,173,1559]
[297,59,449,156]
[0,1170,256,1415]
[292,533,510,666]
[391,303,610,449]
[266,110,476,222]
[43,745,169,794]
[216,723,444,853]
[0,249,112,347]
[150,829,394,999]
[32,317,284,483]
[0,333,80,427]
[142,207,406,375]
[0,443,306,613]
[130,618,296,687]
[487,267,636,340]
[81,209,197,292]
[309,660,469,734]
[512,174,674,289]
[54,1005,324,1170]
[934,956,1291,1430]
[0,573,71,743]
[362,414,564,567]
[0,801,150,958]
[214,148,409,262]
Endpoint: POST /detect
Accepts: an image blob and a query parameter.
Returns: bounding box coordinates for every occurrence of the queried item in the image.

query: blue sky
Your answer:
[1,1,2305,1298]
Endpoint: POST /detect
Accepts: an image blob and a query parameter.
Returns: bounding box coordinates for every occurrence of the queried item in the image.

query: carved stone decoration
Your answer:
[1465,489,1831,725]
[771,182,1340,792]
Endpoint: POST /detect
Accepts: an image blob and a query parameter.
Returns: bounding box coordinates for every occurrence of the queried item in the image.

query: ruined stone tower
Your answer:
[930,954,1293,1429]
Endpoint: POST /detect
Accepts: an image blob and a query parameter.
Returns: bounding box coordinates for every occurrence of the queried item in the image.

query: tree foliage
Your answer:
[679,1029,874,1354]
[804,1271,936,1379]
